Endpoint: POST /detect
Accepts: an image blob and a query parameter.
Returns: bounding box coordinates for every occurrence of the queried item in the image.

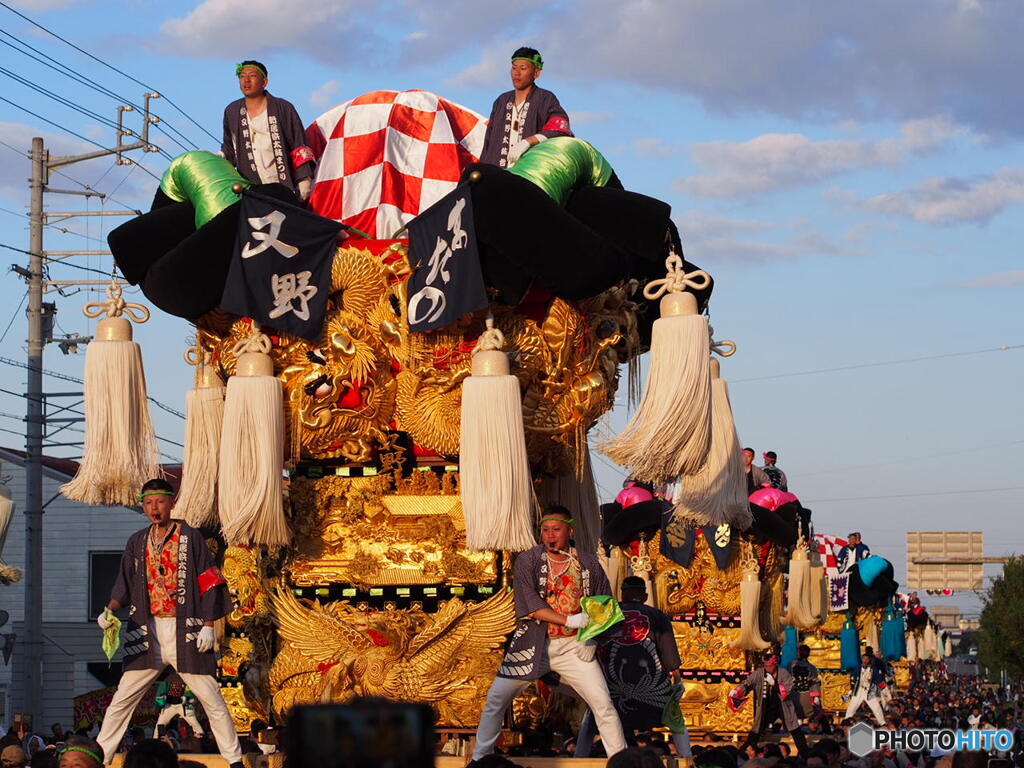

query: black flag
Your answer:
[406,183,487,333]
[221,191,341,340]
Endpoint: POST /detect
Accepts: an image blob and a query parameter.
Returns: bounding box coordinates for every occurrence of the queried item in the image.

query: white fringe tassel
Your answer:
[672,363,750,528]
[175,378,225,528]
[602,255,713,483]
[61,330,159,506]
[0,481,21,584]
[218,334,289,548]
[733,574,772,650]
[784,548,820,630]
[460,320,536,552]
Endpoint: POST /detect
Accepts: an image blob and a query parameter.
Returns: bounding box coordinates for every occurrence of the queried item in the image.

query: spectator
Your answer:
[57,736,103,768]
[50,725,65,744]
[123,739,178,768]
[743,448,770,495]
[837,532,870,572]
[0,747,25,768]
[761,451,788,491]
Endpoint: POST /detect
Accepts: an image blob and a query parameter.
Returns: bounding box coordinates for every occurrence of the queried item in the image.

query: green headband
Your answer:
[236,62,268,78]
[539,515,575,527]
[138,490,174,501]
[59,747,102,765]
[512,54,544,70]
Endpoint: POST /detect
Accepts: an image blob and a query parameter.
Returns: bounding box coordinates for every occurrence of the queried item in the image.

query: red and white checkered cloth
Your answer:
[305,90,487,238]
[813,533,849,577]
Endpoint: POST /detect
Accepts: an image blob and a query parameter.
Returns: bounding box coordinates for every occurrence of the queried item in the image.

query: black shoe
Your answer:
[229,762,245,768]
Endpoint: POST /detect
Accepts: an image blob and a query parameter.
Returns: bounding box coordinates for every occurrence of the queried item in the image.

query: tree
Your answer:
[978,556,1024,680]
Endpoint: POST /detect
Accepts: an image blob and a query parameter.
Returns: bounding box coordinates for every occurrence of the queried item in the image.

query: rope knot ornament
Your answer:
[83,282,150,324]
[642,252,711,301]
[472,316,506,355]
[709,326,737,358]
[231,329,273,358]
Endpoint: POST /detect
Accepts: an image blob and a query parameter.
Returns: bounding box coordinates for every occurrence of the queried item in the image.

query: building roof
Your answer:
[0,447,182,486]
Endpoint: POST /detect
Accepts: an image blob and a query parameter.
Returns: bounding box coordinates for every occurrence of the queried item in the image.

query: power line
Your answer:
[0,64,122,132]
[0,291,27,345]
[0,29,197,154]
[0,241,31,255]
[731,344,1024,384]
[0,2,219,145]
[804,487,1024,503]
[0,356,185,419]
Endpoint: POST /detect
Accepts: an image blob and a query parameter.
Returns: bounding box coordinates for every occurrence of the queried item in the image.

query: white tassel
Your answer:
[460,318,536,552]
[175,360,225,529]
[784,544,820,630]
[907,631,919,661]
[865,615,880,653]
[0,474,21,584]
[62,284,158,506]
[672,358,750,528]
[536,453,601,554]
[808,551,828,625]
[218,330,289,548]
[923,622,937,659]
[733,547,771,651]
[602,253,712,483]
[944,633,953,657]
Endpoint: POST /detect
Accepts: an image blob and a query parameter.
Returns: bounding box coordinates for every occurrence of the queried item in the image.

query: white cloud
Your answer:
[853,167,1024,225]
[677,117,963,198]
[961,270,1024,287]
[632,138,676,157]
[158,0,384,64]
[570,111,613,126]
[310,80,340,109]
[676,209,849,265]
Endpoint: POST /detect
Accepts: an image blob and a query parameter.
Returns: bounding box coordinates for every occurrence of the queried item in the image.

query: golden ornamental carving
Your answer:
[221,685,257,733]
[655,533,743,616]
[680,682,753,733]
[270,585,515,726]
[222,546,271,626]
[803,633,842,671]
[892,659,911,690]
[820,671,852,711]
[673,623,748,670]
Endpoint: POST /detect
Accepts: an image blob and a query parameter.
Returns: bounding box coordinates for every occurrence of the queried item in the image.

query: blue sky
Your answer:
[0,0,1020,619]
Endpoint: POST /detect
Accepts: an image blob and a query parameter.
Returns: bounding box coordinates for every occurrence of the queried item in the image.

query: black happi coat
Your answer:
[498,545,610,681]
[597,601,681,731]
[111,521,230,676]
[480,87,572,167]
[222,92,315,191]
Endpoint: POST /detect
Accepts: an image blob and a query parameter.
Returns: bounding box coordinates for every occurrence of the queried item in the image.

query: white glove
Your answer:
[96,610,114,630]
[297,178,312,202]
[507,138,532,164]
[565,612,590,630]
[196,625,216,653]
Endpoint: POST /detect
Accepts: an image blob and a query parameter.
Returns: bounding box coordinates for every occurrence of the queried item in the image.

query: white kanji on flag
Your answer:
[242,210,299,259]
[269,271,317,321]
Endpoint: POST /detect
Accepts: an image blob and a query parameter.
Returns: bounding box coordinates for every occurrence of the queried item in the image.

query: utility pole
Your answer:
[21,95,161,724]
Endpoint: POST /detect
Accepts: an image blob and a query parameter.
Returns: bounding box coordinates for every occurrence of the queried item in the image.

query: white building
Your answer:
[0,447,156,730]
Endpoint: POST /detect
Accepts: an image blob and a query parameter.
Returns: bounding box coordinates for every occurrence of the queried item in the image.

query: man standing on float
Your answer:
[95,479,243,767]
[468,506,625,764]
[480,47,573,168]
[222,60,316,201]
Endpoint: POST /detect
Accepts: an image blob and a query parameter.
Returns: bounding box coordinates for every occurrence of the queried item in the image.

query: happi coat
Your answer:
[480,87,572,167]
[498,544,610,681]
[110,521,230,676]
[736,666,802,733]
[597,601,681,731]
[788,656,822,718]
[222,92,315,192]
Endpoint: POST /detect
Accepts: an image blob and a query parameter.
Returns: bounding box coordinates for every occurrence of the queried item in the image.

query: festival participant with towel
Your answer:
[480,47,573,168]
[468,506,625,764]
[575,576,692,759]
[222,60,316,200]
[94,479,242,767]
[729,654,809,757]
[788,644,823,722]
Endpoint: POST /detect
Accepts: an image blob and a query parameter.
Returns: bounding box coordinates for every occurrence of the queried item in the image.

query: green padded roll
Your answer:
[160,150,251,228]
[508,137,614,206]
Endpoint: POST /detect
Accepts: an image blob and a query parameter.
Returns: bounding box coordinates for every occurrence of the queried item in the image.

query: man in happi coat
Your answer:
[844,651,887,725]
[95,479,242,767]
[575,576,692,758]
[788,644,822,721]
[480,47,573,168]
[469,506,626,764]
[729,654,809,757]
[222,60,316,201]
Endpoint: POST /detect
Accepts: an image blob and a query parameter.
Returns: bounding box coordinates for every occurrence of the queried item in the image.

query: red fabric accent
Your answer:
[291,145,316,169]
[318,660,341,675]
[541,116,572,135]
[778,683,789,700]
[198,566,226,596]
[306,123,328,160]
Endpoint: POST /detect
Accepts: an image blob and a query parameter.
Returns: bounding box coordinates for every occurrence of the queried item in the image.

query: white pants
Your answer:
[844,691,886,726]
[472,635,626,759]
[154,703,205,738]
[97,618,242,764]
